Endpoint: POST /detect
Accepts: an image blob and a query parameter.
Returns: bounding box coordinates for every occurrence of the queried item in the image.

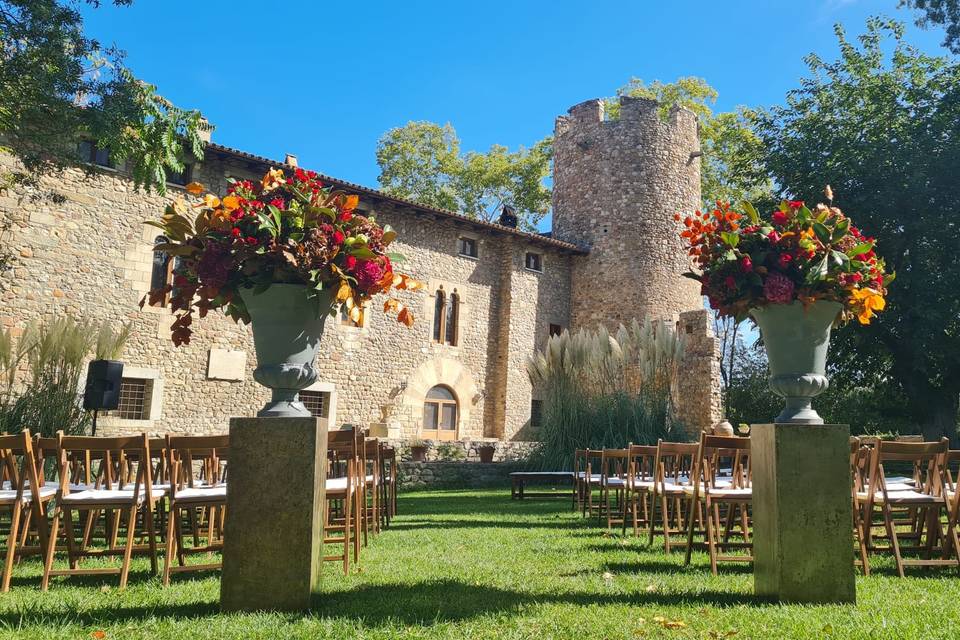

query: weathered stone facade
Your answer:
[0,95,720,440]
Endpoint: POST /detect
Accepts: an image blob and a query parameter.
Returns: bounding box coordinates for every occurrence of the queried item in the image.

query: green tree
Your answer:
[376,121,552,231]
[755,18,960,441]
[901,0,960,53]
[0,0,206,194]
[608,77,772,206]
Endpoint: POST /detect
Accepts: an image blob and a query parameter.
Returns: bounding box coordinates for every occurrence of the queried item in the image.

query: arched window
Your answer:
[422,385,458,441]
[150,235,173,306]
[433,288,445,342]
[433,286,460,346]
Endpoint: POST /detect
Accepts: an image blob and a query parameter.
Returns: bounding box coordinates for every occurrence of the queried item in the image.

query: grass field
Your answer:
[1,488,958,639]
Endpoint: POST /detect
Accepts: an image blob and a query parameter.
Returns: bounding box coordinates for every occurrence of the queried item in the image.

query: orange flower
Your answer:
[261,168,285,193]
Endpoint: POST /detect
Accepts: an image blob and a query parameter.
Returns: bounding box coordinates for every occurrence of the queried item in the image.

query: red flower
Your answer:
[345,255,357,270]
[294,168,308,182]
[724,275,737,290]
[355,259,384,291]
[767,230,781,243]
[332,230,345,245]
[763,272,795,304]
[231,227,241,237]
[339,211,353,222]
[740,256,753,273]
[778,253,793,268]
[788,200,805,209]
[269,198,285,209]
[772,211,789,226]
[245,236,258,246]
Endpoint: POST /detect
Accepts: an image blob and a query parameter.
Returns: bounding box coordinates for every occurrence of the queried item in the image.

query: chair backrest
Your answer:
[628,444,657,482]
[696,433,751,490]
[584,449,604,477]
[166,434,229,490]
[895,434,923,443]
[945,450,960,493]
[599,448,630,482]
[56,432,153,501]
[328,428,362,478]
[870,438,949,497]
[0,430,42,504]
[652,440,699,490]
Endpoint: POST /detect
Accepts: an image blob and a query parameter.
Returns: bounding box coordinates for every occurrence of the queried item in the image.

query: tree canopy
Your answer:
[0,0,206,194]
[375,121,552,231]
[755,18,960,441]
[901,0,960,53]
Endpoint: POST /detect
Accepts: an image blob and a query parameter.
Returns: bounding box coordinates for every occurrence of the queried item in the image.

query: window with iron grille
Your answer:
[108,378,150,420]
[301,390,328,418]
[525,252,542,272]
[457,236,478,258]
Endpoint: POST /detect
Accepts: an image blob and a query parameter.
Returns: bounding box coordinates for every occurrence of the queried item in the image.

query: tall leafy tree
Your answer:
[901,0,960,53]
[756,18,960,441]
[0,0,206,194]
[376,121,552,231]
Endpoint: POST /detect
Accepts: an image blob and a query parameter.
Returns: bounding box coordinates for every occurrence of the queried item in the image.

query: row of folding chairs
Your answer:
[851,437,960,576]
[573,432,753,575]
[323,427,398,574]
[0,429,228,591]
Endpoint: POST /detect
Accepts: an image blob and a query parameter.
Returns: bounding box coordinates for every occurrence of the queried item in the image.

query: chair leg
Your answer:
[163,505,177,586]
[882,502,906,578]
[118,504,138,589]
[63,507,79,570]
[41,508,61,591]
[144,502,159,575]
[2,501,23,592]
[706,499,718,575]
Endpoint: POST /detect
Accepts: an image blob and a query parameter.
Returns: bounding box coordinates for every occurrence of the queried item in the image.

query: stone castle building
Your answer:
[0,96,721,441]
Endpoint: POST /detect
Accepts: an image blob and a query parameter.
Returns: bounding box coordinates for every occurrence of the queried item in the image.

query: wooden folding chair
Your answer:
[599,448,630,529]
[379,442,397,526]
[41,432,160,590]
[0,430,53,591]
[162,434,228,585]
[623,445,657,537]
[648,440,698,553]
[684,433,752,574]
[363,438,383,534]
[572,449,587,512]
[854,438,960,576]
[326,428,363,572]
[582,449,604,518]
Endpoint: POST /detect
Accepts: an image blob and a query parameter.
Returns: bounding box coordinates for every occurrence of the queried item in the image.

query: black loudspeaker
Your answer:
[83,359,124,411]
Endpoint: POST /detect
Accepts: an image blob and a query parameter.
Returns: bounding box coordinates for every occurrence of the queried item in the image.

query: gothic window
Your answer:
[433,287,459,346]
[423,385,458,441]
[525,252,543,272]
[77,140,114,168]
[150,235,174,306]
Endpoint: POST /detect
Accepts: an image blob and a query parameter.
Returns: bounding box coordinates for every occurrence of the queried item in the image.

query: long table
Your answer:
[509,471,575,500]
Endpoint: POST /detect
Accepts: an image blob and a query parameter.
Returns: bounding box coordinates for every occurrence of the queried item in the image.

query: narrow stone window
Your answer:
[445,291,459,346]
[530,399,543,428]
[433,288,445,342]
[77,140,114,168]
[457,236,478,258]
[150,235,174,306]
[300,390,329,418]
[166,163,193,187]
[423,385,458,441]
[549,323,563,337]
[525,252,543,272]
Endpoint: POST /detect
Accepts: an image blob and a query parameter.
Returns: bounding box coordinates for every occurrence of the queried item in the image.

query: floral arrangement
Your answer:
[678,190,893,325]
[142,167,421,345]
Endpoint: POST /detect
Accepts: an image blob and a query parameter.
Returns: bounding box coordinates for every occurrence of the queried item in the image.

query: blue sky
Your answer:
[82,0,947,193]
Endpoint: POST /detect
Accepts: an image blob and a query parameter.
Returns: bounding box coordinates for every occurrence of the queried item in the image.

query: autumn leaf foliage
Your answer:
[141,168,422,345]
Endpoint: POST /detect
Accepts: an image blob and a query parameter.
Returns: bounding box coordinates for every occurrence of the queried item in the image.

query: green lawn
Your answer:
[1,488,959,639]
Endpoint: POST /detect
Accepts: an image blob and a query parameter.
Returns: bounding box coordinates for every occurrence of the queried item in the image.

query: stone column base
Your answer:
[221,417,328,612]
[752,423,856,604]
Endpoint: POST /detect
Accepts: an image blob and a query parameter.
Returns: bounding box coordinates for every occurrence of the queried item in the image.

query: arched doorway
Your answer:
[422,385,458,441]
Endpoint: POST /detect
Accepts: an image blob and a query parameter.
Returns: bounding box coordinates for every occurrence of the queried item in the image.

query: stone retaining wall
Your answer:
[388,438,539,463]
[397,461,525,490]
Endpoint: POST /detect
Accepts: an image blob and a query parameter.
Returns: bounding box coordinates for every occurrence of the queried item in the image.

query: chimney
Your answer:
[284,153,298,167]
[498,204,518,228]
[197,117,214,143]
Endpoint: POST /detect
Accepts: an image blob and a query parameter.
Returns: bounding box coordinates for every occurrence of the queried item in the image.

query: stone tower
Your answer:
[552,96,722,430]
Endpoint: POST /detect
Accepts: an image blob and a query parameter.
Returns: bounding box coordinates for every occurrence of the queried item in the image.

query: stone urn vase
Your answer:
[240,284,332,418]
[713,420,735,437]
[478,444,496,463]
[410,443,428,462]
[750,300,843,425]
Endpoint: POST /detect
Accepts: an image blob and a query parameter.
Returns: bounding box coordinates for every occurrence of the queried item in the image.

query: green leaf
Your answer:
[741,201,760,225]
[724,250,737,261]
[387,251,407,263]
[830,249,849,267]
[721,231,740,248]
[846,241,873,258]
[806,254,829,284]
[267,204,283,230]
[382,225,397,246]
[812,222,832,244]
[351,246,377,260]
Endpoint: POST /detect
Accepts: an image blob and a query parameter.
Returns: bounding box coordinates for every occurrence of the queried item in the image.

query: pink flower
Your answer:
[778,253,793,268]
[772,211,789,226]
[354,259,384,291]
[763,272,795,304]
[332,230,345,245]
[767,230,781,244]
[788,200,805,209]
[740,256,753,273]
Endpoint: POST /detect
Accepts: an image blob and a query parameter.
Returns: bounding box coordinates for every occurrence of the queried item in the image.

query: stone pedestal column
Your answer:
[752,423,855,604]
[221,417,328,612]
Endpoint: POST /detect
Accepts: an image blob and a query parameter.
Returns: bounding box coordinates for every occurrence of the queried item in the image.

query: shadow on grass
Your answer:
[0,579,769,628]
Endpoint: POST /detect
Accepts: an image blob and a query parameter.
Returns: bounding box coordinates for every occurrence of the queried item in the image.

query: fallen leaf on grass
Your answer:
[91,632,106,639]
[645,584,658,593]
[709,631,738,638]
[653,616,686,630]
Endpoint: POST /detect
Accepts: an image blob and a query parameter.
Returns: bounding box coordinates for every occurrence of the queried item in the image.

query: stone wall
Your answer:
[551,96,722,429]
[389,438,539,463]
[0,148,574,440]
[397,461,524,490]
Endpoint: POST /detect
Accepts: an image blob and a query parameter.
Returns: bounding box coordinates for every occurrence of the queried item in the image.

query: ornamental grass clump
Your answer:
[526,318,683,471]
[143,168,421,345]
[679,192,893,324]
